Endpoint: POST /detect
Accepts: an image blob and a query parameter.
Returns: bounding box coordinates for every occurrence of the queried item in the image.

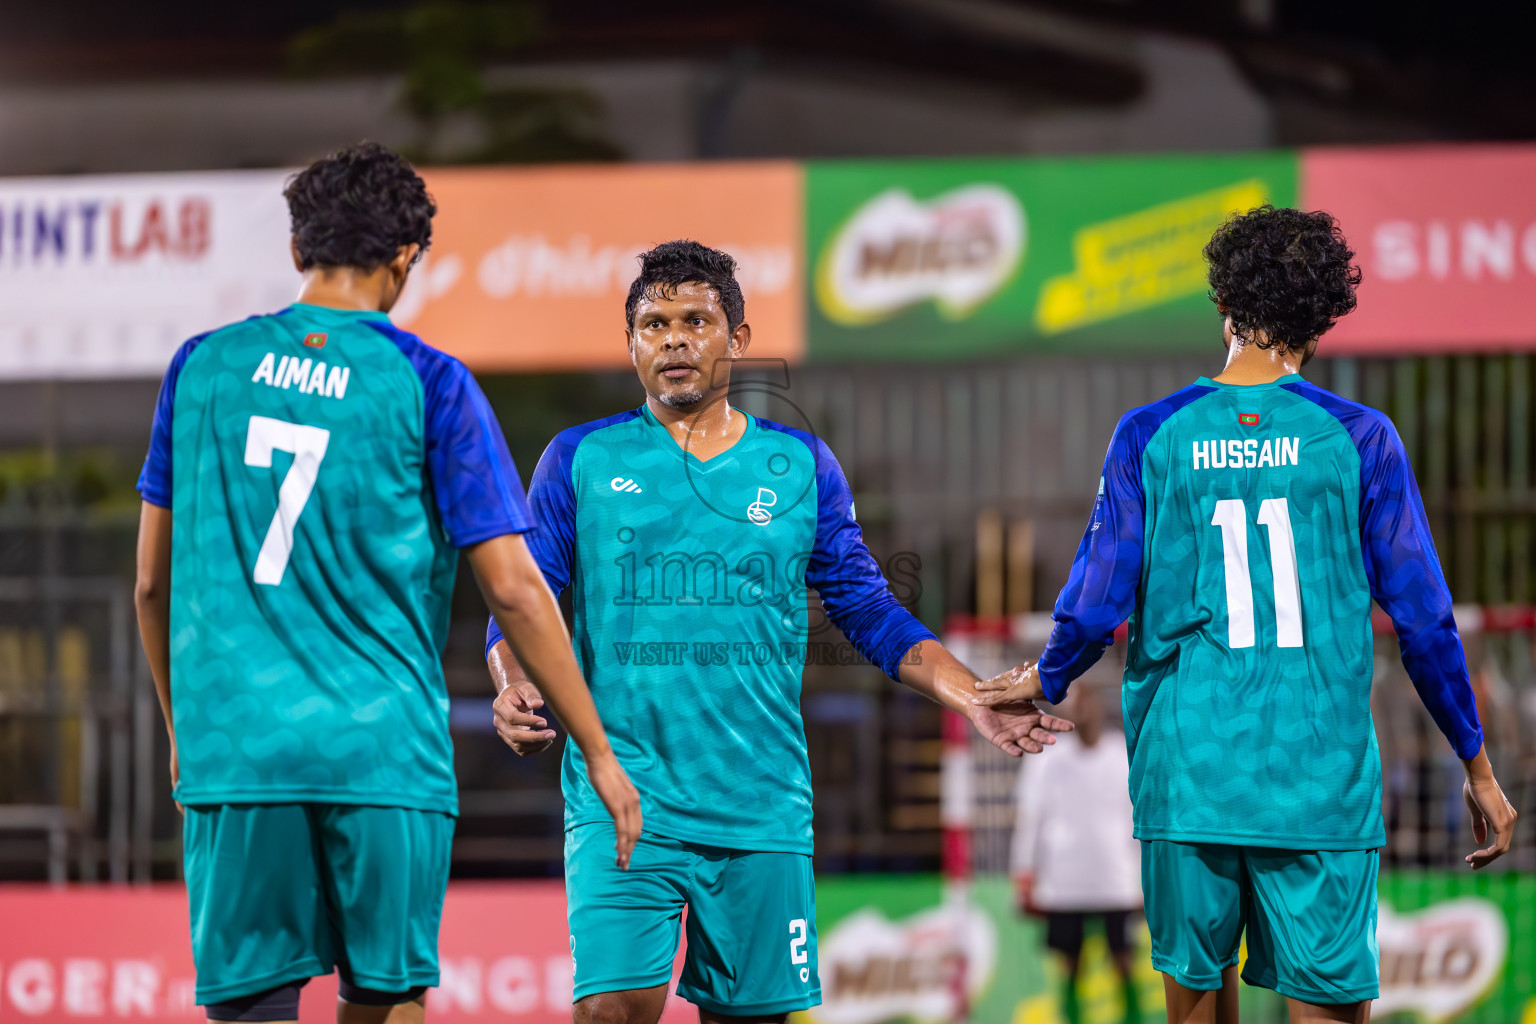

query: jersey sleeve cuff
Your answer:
[449,518,534,549]
[1452,725,1485,762]
[137,485,171,509]
[880,623,937,680]
[1037,665,1070,705]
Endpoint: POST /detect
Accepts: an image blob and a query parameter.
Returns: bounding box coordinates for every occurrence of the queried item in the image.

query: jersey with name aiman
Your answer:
[1036,375,1483,850]
[486,407,935,854]
[137,304,531,815]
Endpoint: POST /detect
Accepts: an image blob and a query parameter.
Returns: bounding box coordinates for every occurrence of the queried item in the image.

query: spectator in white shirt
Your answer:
[1012,682,1142,1024]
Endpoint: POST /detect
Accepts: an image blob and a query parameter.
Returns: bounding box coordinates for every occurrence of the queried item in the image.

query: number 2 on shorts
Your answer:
[789,918,810,982]
[245,415,331,586]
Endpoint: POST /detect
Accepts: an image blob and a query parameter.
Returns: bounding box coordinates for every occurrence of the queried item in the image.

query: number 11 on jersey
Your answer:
[1211,497,1304,650]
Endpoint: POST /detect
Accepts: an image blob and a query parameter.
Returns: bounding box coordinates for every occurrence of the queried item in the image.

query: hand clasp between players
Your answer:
[966,662,1071,757]
[971,661,1047,708]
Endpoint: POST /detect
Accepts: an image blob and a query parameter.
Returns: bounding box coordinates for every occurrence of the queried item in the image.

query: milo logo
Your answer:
[816,185,1025,325]
[1374,898,1508,1021]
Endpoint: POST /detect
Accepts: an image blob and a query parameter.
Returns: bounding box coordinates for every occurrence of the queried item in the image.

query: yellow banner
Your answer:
[1035,179,1269,335]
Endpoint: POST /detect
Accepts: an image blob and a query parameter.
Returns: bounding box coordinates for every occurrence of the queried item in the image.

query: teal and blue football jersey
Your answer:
[1038,374,1482,849]
[138,303,532,814]
[487,407,934,853]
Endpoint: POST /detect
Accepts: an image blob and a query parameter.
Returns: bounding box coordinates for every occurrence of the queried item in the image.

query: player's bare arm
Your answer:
[466,532,642,869]
[897,640,1070,757]
[133,500,179,806]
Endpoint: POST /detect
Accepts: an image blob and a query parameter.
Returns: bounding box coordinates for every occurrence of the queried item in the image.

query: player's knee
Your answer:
[205,979,306,1022]
[574,991,662,1024]
[337,978,427,1007]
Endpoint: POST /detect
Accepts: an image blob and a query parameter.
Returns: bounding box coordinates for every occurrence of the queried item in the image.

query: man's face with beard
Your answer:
[627,281,748,409]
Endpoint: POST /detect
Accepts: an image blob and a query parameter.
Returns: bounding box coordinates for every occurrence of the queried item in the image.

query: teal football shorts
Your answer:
[565,823,821,1016]
[183,803,454,1005]
[1141,840,1379,1005]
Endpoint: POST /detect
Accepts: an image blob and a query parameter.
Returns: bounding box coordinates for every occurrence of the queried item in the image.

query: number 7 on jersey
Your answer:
[245,415,331,586]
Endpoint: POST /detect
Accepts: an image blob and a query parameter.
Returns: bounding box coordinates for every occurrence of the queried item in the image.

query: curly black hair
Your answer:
[1204,205,1362,351]
[283,142,436,271]
[625,240,745,333]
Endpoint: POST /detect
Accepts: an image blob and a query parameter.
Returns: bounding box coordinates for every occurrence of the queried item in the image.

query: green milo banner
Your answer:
[805,153,1298,363]
[792,873,1536,1024]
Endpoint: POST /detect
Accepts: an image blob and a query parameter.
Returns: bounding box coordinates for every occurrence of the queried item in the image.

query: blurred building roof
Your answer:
[0,0,1530,175]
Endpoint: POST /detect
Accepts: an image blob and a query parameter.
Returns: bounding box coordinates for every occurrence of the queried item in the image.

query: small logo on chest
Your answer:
[610,477,643,494]
[747,487,777,525]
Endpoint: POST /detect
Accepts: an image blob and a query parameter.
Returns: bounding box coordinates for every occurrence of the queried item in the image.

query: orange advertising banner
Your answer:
[391,163,804,372]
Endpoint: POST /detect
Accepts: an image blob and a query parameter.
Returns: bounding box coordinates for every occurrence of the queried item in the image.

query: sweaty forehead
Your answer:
[633,281,722,315]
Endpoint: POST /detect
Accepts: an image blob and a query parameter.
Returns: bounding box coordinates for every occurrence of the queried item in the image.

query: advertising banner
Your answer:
[0,162,803,379]
[15,147,1536,378]
[1301,145,1536,354]
[0,171,296,380]
[0,882,694,1024]
[805,153,1298,363]
[398,162,804,372]
[801,872,1536,1024]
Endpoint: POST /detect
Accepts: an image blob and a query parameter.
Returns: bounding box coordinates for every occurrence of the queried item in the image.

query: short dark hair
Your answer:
[284,141,436,271]
[625,240,745,333]
[1204,205,1361,350]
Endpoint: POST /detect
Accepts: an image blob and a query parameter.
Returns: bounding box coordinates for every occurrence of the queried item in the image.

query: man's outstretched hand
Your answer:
[970,700,1072,756]
[966,662,1070,757]
[894,641,1070,759]
[968,663,1071,756]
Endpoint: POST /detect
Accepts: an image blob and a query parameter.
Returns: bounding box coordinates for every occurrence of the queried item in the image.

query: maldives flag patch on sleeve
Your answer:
[1238,412,1259,426]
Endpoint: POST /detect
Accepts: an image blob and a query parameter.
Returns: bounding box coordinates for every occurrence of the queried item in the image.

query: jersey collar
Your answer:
[1194,373,1304,390]
[638,402,758,469]
[281,302,392,323]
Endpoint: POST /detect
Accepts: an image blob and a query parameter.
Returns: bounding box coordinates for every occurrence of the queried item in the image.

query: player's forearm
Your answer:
[1398,630,1484,761]
[1462,744,1497,782]
[133,502,175,739]
[897,639,979,715]
[487,638,528,695]
[486,595,612,759]
[134,594,173,735]
[466,535,614,760]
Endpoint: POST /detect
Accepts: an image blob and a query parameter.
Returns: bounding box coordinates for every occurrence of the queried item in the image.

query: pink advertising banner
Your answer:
[1301,144,1536,353]
[0,883,692,1023]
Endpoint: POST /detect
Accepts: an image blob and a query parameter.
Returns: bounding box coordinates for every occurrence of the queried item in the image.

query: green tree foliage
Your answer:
[289,1,622,164]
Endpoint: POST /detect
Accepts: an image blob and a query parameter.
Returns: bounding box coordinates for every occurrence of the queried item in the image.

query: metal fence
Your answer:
[1,353,1535,879]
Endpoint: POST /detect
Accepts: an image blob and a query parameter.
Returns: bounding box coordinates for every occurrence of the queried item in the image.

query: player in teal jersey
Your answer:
[134,143,639,1024]
[483,241,1073,1024]
[975,207,1518,1024]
